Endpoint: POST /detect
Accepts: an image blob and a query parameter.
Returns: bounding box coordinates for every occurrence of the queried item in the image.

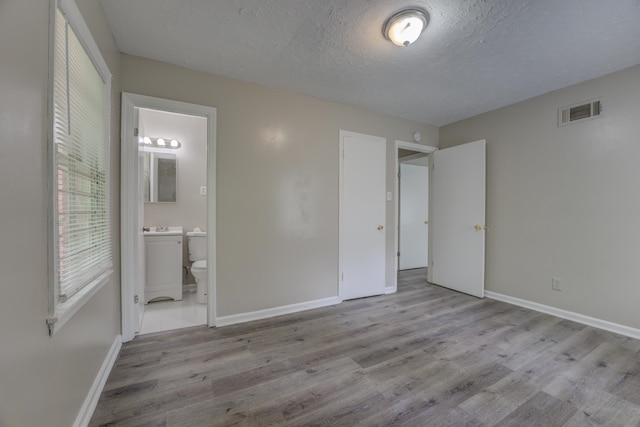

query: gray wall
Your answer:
[440,65,640,330]
[0,0,122,425]
[120,54,439,317]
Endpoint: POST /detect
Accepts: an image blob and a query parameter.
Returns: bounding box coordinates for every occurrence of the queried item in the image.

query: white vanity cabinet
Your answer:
[144,229,183,303]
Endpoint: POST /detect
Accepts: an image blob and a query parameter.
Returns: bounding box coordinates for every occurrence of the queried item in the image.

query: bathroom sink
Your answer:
[143,226,183,236]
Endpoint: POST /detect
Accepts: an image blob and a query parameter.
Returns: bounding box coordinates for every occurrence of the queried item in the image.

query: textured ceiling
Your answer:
[100,0,640,126]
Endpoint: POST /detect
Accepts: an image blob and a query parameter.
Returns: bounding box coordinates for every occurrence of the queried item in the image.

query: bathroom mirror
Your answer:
[144,151,177,203]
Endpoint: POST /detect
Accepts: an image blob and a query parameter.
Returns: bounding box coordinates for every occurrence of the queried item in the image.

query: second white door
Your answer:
[339,131,386,300]
[399,161,429,270]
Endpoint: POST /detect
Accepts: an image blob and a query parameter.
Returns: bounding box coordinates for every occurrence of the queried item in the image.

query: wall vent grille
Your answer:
[558,99,602,126]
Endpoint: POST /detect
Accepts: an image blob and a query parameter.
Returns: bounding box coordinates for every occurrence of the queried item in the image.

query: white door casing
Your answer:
[430,139,486,298]
[339,131,386,301]
[399,162,429,270]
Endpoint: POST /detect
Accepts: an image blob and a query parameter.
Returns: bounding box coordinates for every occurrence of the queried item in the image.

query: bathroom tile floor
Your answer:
[139,287,207,335]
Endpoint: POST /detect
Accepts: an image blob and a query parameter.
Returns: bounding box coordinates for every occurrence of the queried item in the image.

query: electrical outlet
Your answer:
[552,277,563,291]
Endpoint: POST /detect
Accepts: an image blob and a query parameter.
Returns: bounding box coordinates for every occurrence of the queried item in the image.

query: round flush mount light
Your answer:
[383,8,429,47]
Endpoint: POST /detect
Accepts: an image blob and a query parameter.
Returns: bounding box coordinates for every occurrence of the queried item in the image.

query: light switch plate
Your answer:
[387,191,392,201]
[200,186,207,196]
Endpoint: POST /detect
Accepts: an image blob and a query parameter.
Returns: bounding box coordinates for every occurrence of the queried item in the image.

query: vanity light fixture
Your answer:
[383,8,429,47]
[140,136,182,149]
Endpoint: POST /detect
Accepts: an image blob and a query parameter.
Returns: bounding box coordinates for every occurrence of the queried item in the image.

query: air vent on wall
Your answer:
[558,99,602,126]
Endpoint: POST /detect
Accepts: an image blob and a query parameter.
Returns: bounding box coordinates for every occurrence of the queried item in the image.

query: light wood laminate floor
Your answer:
[91,269,640,426]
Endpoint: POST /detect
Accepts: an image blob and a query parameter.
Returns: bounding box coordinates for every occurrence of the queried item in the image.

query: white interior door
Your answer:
[136,111,145,330]
[431,140,486,298]
[399,162,429,270]
[340,131,386,300]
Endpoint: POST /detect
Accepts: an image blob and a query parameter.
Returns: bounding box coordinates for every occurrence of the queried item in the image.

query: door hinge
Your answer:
[341,272,344,281]
[134,295,139,304]
[134,127,139,137]
[397,252,400,257]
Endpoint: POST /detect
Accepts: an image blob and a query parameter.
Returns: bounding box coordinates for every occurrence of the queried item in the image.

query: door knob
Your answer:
[424,220,429,224]
[377,225,384,230]
[474,224,485,231]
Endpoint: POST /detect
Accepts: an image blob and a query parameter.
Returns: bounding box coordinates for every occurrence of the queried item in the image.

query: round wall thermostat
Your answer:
[413,132,422,142]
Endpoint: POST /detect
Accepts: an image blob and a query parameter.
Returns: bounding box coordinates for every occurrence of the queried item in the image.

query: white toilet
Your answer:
[186,229,207,304]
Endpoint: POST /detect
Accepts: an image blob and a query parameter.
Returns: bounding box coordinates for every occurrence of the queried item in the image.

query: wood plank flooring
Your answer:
[91,269,640,426]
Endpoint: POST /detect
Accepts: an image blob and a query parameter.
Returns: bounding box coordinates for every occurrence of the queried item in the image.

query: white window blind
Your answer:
[52,6,112,305]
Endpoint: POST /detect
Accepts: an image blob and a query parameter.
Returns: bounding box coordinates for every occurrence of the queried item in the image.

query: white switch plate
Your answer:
[386,191,392,201]
[200,186,207,196]
[552,277,563,291]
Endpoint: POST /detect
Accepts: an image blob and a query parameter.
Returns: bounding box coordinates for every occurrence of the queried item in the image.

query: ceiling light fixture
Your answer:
[383,8,429,47]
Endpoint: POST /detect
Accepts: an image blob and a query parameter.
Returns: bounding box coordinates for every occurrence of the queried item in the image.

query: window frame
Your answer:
[47,0,113,336]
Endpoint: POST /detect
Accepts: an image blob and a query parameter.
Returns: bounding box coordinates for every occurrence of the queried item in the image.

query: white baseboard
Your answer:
[485,291,640,340]
[385,286,397,295]
[74,334,122,427]
[216,296,341,327]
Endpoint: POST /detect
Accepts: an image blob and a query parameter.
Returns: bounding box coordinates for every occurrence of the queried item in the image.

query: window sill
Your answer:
[47,269,114,336]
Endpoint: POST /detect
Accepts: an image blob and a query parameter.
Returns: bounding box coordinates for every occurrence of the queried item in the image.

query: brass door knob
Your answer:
[377,225,384,230]
[424,220,429,224]
[474,224,485,231]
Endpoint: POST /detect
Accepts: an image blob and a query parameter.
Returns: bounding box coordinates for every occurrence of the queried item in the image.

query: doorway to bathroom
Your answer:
[121,93,217,342]
[138,108,207,334]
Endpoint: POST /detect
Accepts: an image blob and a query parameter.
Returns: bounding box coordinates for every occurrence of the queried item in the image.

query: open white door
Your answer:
[135,111,145,331]
[431,140,486,298]
[339,131,386,300]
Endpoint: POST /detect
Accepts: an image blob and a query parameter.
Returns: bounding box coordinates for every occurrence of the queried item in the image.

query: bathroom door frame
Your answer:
[393,140,436,292]
[120,93,217,342]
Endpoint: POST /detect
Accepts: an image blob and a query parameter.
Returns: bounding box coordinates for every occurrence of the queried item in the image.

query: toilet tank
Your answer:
[186,231,207,261]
